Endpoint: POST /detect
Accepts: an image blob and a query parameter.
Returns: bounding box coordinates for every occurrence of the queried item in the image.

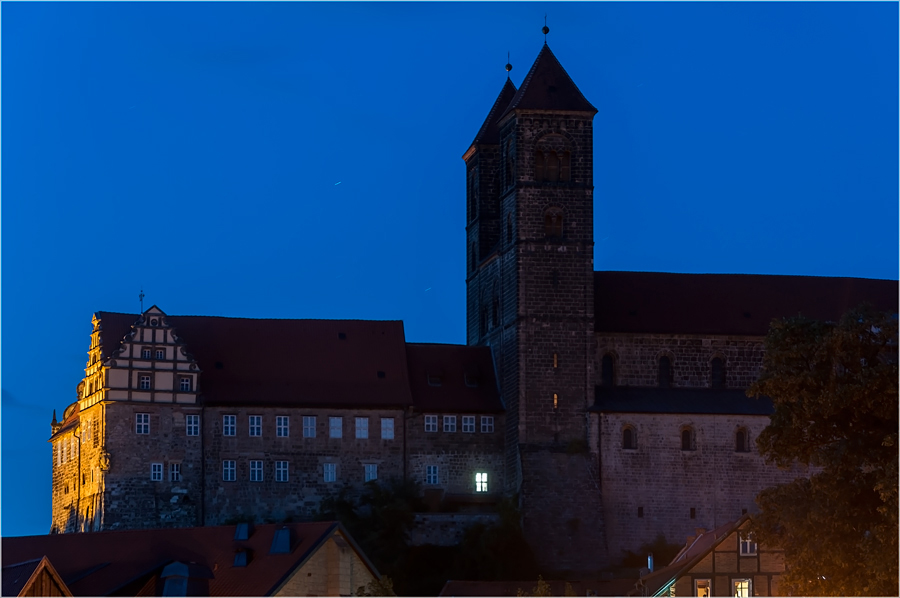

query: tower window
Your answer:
[711,357,725,388]
[544,208,564,238]
[534,150,545,181]
[623,426,636,450]
[658,356,672,388]
[553,393,559,409]
[553,353,558,368]
[681,427,695,451]
[601,354,615,387]
[560,151,571,181]
[547,150,559,182]
[735,428,750,453]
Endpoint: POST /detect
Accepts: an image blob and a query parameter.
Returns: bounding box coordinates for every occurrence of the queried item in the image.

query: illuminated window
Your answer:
[142,348,152,359]
[364,464,378,482]
[249,415,262,437]
[443,415,457,433]
[426,465,439,485]
[136,413,150,435]
[156,349,165,360]
[481,416,494,433]
[694,579,711,597]
[303,416,316,438]
[275,461,289,482]
[623,426,636,450]
[250,460,263,482]
[462,416,475,433]
[733,579,751,598]
[329,417,342,438]
[276,416,289,437]
[739,533,757,556]
[475,472,488,492]
[223,415,236,436]
[424,415,438,433]
[553,353,558,368]
[222,460,236,482]
[323,462,336,483]
[553,393,558,409]
[179,377,192,392]
[151,463,163,481]
[186,414,199,436]
[170,462,181,482]
[356,417,369,439]
[139,374,151,390]
[381,418,394,439]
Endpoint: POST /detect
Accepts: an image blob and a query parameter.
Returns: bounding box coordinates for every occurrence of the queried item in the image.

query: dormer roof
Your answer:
[499,44,597,119]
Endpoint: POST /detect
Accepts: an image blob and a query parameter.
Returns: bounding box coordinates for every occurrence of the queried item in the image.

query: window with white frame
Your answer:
[481,416,494,433]
[462,416,475,433]
[424,415,438,432]
[136,413,150,435]
[170,462,182,482]
[329,417,342,438]
[381,418,394,440]
[57,442,62,466]
[694,579,711,597]
[275,461,289,482]
[62,439,67,463]
[250,460,263,482]
[139,374,151,390]
[249,415,262,437]
[223,415,236,436]
[276,416,289,437]
[364,464,378,482]
[739,532,757,556]
[186,414,199,436]
[426,465,439,485]
[179,377,191,392]
[222,460,236,482]
[476,472,488,492]
[444,415,457,432]
[141,348,152,359]
[303,416,316,438]
[151,463,163,481]
[323,462,336,482]
[356,417,369,439]
[156,349,165,360]
[732,579,751,598]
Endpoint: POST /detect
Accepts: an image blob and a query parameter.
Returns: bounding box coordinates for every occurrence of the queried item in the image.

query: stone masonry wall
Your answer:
[410,513,501,546]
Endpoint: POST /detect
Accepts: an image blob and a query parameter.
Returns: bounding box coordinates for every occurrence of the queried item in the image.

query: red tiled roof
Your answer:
[499,44,597,119]
[468,78,518,149]
[97,314,415,409]
[594,272,898,336]
[406,344,503,413]
[2,522,373,597]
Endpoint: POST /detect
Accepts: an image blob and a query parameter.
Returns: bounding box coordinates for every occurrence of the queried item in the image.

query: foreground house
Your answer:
[2,522,378,596]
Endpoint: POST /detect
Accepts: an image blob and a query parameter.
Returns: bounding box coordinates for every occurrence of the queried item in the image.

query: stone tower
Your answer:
[464,44,608,573]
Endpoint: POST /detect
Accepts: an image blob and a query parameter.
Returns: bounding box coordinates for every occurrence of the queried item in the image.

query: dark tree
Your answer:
[748,306,898,596]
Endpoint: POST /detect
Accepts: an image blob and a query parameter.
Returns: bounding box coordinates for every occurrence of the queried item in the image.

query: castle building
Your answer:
[50,41,897,576]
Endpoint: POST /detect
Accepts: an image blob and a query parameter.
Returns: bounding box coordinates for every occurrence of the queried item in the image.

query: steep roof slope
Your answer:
[405,343,503,413]
[467,78,518,149]
[499,44,597,118]
[594,272,898,336]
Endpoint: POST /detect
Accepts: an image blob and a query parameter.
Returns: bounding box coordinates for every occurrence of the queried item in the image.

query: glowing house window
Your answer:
[476,472,488,492]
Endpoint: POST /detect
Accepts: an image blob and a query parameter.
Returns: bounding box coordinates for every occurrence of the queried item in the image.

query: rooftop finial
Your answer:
[505,51,512,78]
[139,288,145,313]
[542,15,549,43]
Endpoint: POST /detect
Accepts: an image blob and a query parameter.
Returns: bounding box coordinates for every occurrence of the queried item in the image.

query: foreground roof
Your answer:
[594,271,898,336]
[593,387,774,416]
[2,522,375,597]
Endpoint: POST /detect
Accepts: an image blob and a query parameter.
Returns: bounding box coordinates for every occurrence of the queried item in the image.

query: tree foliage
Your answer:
[748,306,898,596]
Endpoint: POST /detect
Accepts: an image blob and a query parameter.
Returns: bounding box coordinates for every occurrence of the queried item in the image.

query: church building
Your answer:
[49,39,897,575]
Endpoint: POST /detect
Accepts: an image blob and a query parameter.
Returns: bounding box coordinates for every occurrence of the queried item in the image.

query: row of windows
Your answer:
[424,415,494,433]
[140,347,167,360]
[136,374,193,391]
[146,460,489,492]
[601,355,728,388]
[134,414,397,439]
[621,426,752,453]
[693,577,754,598]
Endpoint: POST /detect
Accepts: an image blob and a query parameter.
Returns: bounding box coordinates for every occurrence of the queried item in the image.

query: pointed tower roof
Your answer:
[468,78,518,149]
[499,44,596,119]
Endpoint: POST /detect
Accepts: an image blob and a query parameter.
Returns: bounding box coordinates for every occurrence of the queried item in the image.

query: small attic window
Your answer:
[150,318,158,326]
[338,332,347,340]
[427,374,442,387]
[234,522,251,541]
[233,550,250,567]
[377,371,386,379]
[464,373,479,388]
[270,527,291,554]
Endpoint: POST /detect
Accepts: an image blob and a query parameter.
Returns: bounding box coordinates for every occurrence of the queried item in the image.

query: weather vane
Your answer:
[139,288,145,313]
[543,15,550,43]
[506,52,512,78]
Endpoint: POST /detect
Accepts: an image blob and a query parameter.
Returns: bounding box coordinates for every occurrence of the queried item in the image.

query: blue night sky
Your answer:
[2,3,897,537]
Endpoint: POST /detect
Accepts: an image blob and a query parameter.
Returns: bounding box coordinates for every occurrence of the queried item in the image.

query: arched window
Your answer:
[623,426,636,450]
[547,151,559,182]
[601,354,615,387]
[659,356,672,389]
[681,427,695,451]
[560,151,571,182]
[735,428,749,453]
[534,150,545,182]
[544,208,563,238]
[711,357,725,388]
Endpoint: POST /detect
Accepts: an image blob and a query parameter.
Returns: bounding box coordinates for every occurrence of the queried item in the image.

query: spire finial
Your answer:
[542,15,549,43]
[139,288,145,313]
[505,51,512,78]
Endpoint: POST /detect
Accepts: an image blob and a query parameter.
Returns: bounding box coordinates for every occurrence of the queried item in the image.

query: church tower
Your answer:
[464,41,608,572]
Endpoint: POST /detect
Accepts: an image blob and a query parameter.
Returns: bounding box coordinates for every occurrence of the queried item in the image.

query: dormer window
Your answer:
[464,373,479,388]
[427,374,442,387]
